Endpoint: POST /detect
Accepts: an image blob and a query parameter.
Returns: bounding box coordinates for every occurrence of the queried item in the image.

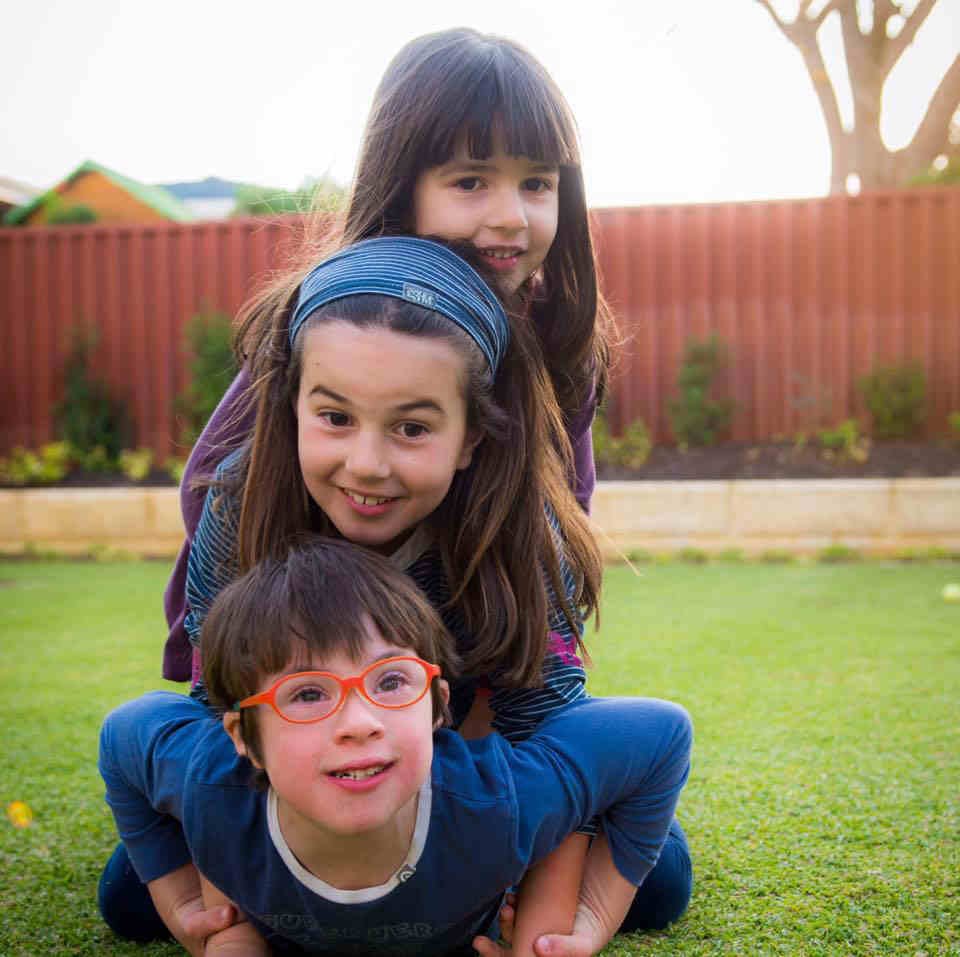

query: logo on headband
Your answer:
[402,284,437,309]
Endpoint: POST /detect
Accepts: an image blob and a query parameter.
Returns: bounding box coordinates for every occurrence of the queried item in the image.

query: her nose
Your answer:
[345,429,390,480]
[487,184,528,232]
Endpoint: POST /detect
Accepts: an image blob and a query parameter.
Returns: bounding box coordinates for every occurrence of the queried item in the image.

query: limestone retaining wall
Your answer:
[1,479,958,558]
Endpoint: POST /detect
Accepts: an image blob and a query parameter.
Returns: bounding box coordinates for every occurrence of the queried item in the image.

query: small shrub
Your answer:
[759,549,795,564]
[626,548,654,564]
[716,548,746,563]
[677,547,709,564]
[165,457,187,484]
[46,203,98,225]
[949,411,960,442]
[858,363,926,439]
[592,409,652,471]
[818,543,863,564]
[119,448,154,482]
[175,311,237,447]
[818,419,870,463]
[668,333,734,448]
[55,329,128,464]
[0,442,72,485]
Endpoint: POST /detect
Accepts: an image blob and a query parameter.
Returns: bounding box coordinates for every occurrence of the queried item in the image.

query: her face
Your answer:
[295,321,478,554]
[412,134,560,294]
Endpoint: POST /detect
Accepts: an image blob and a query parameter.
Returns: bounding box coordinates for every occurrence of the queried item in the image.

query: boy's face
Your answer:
[224,620,448,840]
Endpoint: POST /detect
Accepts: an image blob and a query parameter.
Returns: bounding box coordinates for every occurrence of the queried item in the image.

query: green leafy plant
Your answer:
[818,543,863,564]
[676,547,709,564]
[0,442,72,485]
[818,419,870,463]
[119,448,154,482]
[592,409,652,470]
[46,203,98,225]
[165,457,187,484]
[858,363,926,439]
[668,333,734,448]
[232,176,346,217]
[55,329,128,466]
[175,311,238,447]
[948,411,960,442]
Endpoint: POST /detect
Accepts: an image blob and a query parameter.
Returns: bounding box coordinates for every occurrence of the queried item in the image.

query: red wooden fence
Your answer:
[2,188,959,459]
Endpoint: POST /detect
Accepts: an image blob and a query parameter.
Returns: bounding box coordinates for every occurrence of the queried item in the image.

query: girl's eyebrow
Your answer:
[307,384,445,416]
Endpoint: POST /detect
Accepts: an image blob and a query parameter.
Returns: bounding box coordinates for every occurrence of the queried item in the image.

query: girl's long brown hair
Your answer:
[222,243,602,689]
[234,27,611,424]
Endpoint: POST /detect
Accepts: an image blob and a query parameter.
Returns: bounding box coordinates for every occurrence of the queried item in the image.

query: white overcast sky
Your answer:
[2,0,957,207]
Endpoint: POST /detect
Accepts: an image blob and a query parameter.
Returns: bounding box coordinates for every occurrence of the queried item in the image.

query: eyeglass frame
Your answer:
[230,656,442,725]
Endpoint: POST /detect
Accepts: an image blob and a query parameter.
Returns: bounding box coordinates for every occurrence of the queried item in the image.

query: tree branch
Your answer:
[903,55,960,167]
[754,0,797,43]
[883,0,939,73]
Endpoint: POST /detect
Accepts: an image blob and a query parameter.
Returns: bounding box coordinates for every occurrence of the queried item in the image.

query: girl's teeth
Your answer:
[482,250,517,260]
[332,765,385,780]
[345,491,391,506]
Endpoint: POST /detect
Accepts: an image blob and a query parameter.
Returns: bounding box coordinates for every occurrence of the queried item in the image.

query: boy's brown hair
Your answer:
[202,536,459,777]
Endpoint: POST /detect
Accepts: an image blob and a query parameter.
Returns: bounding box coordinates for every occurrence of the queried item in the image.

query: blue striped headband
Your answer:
[289,237,510,373]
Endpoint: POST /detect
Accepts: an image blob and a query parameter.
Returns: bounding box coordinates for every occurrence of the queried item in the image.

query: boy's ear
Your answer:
[456,430,482,471]
[223,712,264,769]
[433,679,451,730]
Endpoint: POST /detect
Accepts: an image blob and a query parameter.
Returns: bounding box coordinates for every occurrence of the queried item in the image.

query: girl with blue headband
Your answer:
[135,25,690,956]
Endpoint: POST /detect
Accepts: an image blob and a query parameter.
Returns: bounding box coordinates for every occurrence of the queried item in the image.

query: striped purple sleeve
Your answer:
[162,368,252,681]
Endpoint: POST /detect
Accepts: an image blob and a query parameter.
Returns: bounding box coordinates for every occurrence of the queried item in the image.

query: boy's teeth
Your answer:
[332,765,385,780]
[345,491,391,506]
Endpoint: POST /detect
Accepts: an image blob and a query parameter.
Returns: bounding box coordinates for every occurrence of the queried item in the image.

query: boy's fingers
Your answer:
[179,903,237,939]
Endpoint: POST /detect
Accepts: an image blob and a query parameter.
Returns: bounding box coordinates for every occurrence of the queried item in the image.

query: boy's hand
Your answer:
[147,863,238,957]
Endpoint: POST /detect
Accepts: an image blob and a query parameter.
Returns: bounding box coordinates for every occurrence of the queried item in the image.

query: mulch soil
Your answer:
[597,440,960,481]
[4,442,960,489]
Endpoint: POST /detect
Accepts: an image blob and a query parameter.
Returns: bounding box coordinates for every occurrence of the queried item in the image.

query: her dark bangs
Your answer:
[420,50,577,169]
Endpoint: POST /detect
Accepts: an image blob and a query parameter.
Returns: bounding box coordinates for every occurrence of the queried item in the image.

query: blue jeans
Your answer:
[98,821,691,943]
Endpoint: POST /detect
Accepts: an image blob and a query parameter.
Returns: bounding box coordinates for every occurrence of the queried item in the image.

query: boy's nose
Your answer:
[332,688,386,741]
[487,186,527,232]
[345,431,390,480]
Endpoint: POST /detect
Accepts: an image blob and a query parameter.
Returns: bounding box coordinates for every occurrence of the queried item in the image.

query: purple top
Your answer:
[162,362,597,682]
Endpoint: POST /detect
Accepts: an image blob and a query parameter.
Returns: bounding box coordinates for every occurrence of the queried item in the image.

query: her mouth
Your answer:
[341,489,396,506]
[479,248,523,261]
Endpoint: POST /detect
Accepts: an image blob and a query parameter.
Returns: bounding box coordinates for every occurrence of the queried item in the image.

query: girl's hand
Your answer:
[474,894,606,957]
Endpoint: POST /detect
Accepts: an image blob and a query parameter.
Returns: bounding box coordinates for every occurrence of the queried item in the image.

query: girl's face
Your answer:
[295,321,478,554]
[412,134,560,294]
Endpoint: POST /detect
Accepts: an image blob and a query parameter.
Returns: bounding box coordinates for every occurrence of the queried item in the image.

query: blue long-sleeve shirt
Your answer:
[100,693,691,956]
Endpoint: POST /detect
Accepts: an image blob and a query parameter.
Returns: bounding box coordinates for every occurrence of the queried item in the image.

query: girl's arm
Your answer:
[565,384,598,513]
[199,872,272,956]
[163,368,252,682]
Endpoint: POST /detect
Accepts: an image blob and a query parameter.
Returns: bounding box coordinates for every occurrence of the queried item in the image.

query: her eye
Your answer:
[523,177,555,193]
[291,685,330,703]
[320,411,350,427]
[397,422,428,439]
[454,177,483,192]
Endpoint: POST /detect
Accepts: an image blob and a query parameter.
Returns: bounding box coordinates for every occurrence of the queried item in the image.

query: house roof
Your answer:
[3,160,195,225]
[159,176,244,200]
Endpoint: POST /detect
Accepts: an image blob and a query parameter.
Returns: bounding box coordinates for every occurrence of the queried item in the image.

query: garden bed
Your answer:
[597,439,960,481]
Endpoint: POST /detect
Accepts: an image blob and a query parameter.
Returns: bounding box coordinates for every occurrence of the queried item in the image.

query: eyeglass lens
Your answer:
[275,659,430,721]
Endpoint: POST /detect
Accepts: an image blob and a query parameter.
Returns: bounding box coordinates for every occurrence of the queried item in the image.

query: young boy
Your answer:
[99,538,692,956]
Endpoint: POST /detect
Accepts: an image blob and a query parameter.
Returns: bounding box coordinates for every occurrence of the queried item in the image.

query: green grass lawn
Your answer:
[1,559,958,956]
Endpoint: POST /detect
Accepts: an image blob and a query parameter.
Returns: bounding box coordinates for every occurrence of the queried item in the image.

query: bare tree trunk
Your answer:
[754,0,960,192]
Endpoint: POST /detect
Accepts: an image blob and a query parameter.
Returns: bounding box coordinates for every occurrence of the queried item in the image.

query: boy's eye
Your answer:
[290,684,331,703]
[397,422,428,439]
[374,671,412,694]
[454,176,483,192]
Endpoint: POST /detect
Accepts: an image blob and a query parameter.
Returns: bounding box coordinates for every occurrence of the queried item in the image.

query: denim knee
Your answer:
[98,842,171,942]
[621,819,693,932]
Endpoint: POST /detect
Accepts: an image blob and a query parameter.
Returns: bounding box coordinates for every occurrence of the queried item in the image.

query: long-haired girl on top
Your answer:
[138,27,691,957]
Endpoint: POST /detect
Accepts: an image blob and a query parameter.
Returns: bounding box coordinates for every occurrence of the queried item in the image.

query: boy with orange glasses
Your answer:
[99,538,691,955]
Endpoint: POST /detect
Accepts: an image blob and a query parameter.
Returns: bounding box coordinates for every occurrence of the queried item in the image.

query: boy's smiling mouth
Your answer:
[330,763,390,781]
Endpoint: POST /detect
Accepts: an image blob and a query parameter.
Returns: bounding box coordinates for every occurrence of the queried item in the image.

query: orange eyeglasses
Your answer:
[231,656,441,724]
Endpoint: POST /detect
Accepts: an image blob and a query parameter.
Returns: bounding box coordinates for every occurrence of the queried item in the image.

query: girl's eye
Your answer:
[320,411,350,427]
[454,177,483,192]
[523,177,555,193]
[397,422,428,439]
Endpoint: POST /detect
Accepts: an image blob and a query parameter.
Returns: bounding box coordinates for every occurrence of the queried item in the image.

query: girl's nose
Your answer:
[345,431,390,480]
[487,185,528,232]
